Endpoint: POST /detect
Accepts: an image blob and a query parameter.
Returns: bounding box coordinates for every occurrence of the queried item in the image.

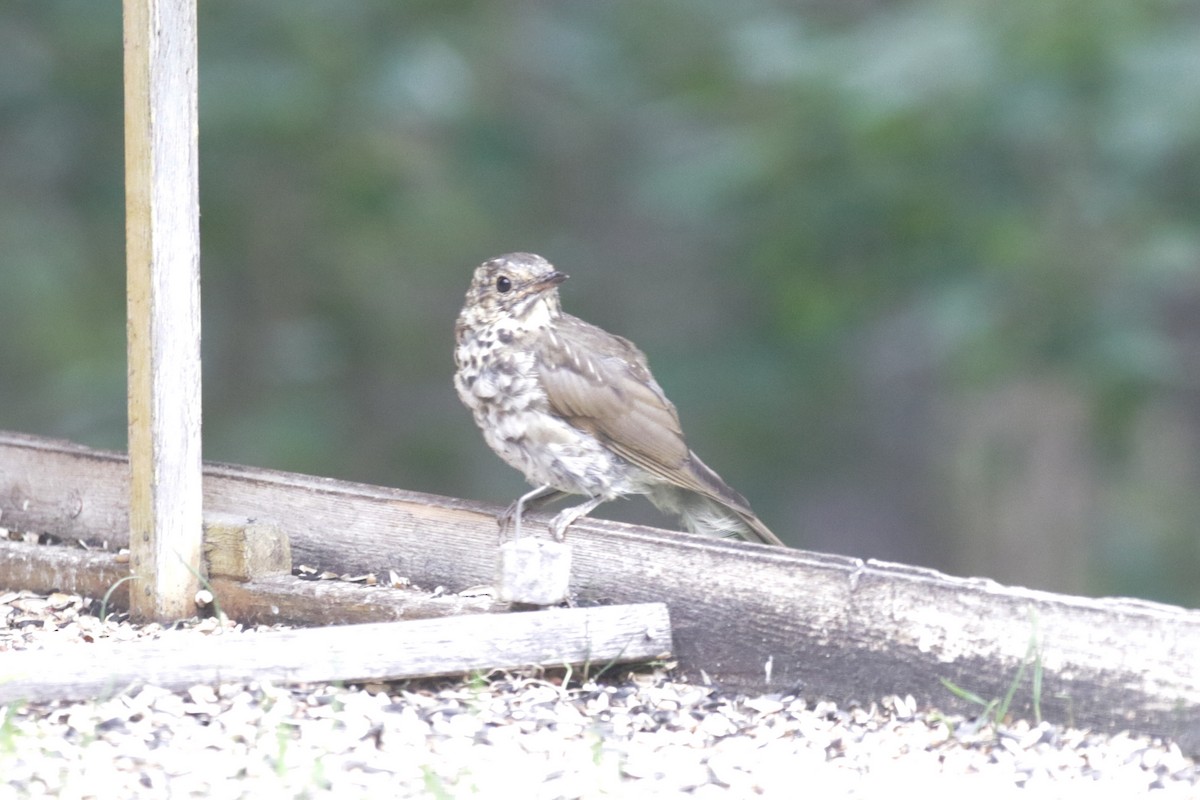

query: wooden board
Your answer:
[0,602,672,704]
[0,539,496,626]
[0,539,131,608]
[123,0,205,621]
[1,431,1198,740]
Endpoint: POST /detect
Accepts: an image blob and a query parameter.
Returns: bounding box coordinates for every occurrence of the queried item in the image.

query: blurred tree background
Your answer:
[1,1,1198,605]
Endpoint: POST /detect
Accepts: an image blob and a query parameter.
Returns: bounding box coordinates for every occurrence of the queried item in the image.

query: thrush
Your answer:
[454,252,785,547]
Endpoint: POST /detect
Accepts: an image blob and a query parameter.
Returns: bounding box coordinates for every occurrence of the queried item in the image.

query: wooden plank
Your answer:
[0,433,128,543]
[207,574,496,626]
[123,0,203,620]
[0,602,672,704]
[0,540,496,625]
[0,540,131,609]
[0,431,1198,740]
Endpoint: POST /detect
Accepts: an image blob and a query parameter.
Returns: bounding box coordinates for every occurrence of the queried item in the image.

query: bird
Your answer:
[454,252,785,547]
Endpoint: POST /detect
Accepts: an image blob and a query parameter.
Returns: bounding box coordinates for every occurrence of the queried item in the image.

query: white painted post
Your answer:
[123,0,203,620]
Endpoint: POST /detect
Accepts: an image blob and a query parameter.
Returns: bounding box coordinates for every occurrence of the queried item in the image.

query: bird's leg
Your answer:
[548,496,606,541]
[499,485,569,540]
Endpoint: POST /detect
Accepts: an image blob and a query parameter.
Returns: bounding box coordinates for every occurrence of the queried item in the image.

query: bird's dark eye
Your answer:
[496,275,512,293]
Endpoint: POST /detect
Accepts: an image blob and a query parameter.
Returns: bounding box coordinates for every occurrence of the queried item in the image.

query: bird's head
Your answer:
[463,252,568,324]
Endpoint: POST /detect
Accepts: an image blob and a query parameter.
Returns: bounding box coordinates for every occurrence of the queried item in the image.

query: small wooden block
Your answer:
[203,516,292,581]
[495,538,571,606]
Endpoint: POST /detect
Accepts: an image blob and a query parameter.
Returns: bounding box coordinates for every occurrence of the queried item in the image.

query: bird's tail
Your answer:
[648,484,785,547]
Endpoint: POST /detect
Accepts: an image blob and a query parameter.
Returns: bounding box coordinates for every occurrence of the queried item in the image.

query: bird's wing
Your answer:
[535,315,784,544]
[536,315,688,469]
[535,316,734,502]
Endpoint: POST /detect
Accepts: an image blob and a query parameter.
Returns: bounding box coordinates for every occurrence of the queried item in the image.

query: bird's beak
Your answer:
[538,271,568,288]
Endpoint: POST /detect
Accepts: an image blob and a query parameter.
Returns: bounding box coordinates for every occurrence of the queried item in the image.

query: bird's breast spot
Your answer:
[472,375,500,399]
[489,411,541,443]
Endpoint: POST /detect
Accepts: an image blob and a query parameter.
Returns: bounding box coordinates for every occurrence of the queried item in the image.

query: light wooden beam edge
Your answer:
[0,601,673,705]
[1,430,1199,742]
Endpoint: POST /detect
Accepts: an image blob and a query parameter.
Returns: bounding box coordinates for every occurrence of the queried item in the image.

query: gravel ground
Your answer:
[2,588,1198,799]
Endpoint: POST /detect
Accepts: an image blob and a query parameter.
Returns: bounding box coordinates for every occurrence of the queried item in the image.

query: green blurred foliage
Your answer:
[1,1,1198,604]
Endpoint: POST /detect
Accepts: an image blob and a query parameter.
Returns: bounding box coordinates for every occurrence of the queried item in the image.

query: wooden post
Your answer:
[123,0,203,620]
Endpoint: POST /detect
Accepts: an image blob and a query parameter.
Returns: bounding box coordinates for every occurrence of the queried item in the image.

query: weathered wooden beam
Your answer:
[1,431,1198,740]
[123,0,204,621]
[0,540,131,609]
[0,602,672,704]
[0,539,496,625]
[206,574,496,626]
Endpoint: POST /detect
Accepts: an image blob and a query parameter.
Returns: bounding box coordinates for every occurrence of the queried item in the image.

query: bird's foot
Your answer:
[497,500,522,541]
[498,485,566,542]
[548,497,606,541]
[548,512,570,542]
